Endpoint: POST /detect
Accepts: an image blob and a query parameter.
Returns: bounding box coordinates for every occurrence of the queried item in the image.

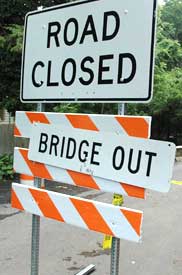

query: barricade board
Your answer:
[11,182,143,242]
[14,111,151,198]
[28,123,176,192]
[14,111,151,138]
[21,0,157,103]
[14,147,145,199]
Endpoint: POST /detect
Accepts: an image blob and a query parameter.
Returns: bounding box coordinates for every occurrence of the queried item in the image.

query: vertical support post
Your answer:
[31,103,45,275]
[110,103,125,275]
[31,177,41,275]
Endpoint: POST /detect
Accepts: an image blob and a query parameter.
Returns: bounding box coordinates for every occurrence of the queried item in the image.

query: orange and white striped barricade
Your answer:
[12,111,151,274]
[14,111,151,199]
[14,112,151,140]
[12,182,143,242]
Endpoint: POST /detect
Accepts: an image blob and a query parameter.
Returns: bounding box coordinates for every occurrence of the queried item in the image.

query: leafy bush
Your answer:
[0,154,14,180]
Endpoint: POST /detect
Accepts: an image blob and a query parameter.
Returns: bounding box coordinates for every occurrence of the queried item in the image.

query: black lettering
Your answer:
[98,55,114,84]
[47,61,59,87]
[32,61,44,87]
[66,138,76,159]
[118,53,136,84]
[64,18,79,46]
[60,136,65,157]
[91,142,102,166]
[62,58,76,86]
[145,151,157,177]
[49,135,59,156]
[80,15,98,44]
[128,149,142,174]
[38,133,48,153]
[47,22,61,48]
[112,146,125,170]
[78,140,89,162]
[102,11,120,41]
[79,56,94,85]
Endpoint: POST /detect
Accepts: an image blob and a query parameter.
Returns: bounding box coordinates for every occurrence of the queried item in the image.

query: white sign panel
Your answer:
[28,123,176,192]
[21,0,157,103]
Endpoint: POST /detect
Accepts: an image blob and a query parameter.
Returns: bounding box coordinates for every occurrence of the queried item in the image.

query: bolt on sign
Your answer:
[28,123,176,192]
[21,0,157,103]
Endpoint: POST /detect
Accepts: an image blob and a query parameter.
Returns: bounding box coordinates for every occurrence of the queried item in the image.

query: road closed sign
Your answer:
[28,123,176,192]
[21,0,157,103]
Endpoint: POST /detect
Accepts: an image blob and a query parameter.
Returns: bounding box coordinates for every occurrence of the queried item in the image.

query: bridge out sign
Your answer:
[21,0,157,103]
[28,123,176,192]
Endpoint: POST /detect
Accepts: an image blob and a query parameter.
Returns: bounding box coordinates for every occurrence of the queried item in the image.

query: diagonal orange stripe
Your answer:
[70,198,113,236]
[67,170,100,190]
[11,188,24,211]
[20,174,34,181]
[14,126,21,137]
[19,148,53,180]
[66,114,99,131]
[121,209,142,236]
[115,117,149,138]
[121,183,145,199]
[25,112,50,124]
[29,188,64,222]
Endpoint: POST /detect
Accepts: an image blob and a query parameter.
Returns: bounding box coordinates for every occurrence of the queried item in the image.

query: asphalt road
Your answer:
[0,162,182,275]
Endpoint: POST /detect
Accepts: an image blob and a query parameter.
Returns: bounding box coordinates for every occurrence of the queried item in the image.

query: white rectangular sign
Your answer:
[21,0,157,103]
[28,123,176,192]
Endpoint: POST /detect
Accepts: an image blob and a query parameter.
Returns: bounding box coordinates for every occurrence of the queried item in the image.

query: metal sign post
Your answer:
[31,103,45,275]
[31,177,41,275]
[31,7,45,274]
[110,103,125,275]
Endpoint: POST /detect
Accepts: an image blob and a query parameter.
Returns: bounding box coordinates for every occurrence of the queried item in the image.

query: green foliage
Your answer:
[0,1,67,24]
[0,0,182,144]
[0,0,67,115]
[54,103,118,115]
[0,154,14,180]
[162,0,182,43]
[0,23,35,114]
[127,1,182,143]
[156,8,182,71]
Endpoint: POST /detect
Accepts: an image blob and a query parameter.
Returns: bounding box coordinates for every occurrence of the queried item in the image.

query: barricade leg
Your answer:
[110,237,120,275]
[110,103,125,275]
[31,177,41,275]
[31,97,45,275]
[110,194,123,275]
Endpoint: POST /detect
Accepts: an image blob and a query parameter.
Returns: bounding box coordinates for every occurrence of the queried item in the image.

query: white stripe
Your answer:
[14,148,32,175]
[46,165,75,185]
[95,204,141,242]
[15,111,32,137]
[91,115,126,134]
[12,183,43,216]
[49,192,88,229]
[144,116,151,138]
[20,180,34,187]
[46,113,71,128]
[94,177,127,196]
